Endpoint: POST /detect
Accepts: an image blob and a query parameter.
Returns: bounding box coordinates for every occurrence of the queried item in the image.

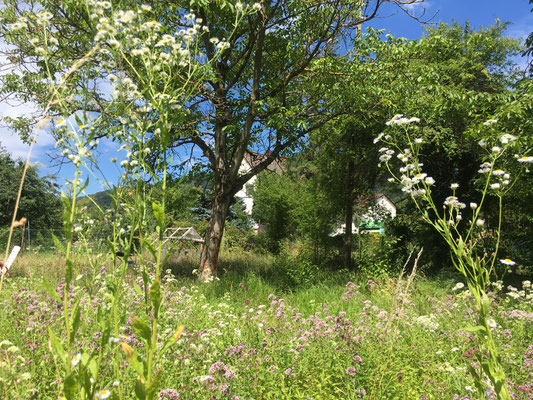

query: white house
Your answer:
[358,194,397,233]
[331,193,397,236]
[234,151,284,215]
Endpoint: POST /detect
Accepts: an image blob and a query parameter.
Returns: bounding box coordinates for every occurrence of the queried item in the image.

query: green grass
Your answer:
[1,251,532,399]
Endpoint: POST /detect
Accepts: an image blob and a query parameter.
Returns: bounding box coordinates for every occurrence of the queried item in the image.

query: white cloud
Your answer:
[403,0,431,13]
[0,98,57,162]
[0,129,56,161]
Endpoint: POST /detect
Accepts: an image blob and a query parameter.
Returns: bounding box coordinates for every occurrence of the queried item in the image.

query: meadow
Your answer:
[1,2,532,399]
[1,251,532,400]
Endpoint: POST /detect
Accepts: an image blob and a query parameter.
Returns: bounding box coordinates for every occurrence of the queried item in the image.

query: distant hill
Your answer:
[78,190,113,210]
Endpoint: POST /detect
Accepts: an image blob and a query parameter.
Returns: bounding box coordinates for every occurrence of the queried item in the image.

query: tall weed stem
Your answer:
[374,115,524,399]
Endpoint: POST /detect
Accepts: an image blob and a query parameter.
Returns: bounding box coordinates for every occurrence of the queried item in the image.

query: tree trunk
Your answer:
[199,194,231,281]
[344,158,355,270]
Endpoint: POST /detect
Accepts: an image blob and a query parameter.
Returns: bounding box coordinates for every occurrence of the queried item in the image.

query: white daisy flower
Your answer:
[500,258,515,266]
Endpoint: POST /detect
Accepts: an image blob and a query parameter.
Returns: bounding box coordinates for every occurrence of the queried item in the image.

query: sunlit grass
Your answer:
[1,251,532,399]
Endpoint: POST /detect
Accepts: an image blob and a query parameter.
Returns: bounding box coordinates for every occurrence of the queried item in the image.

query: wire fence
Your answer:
[1,227,114,252]
[2,227,204,256]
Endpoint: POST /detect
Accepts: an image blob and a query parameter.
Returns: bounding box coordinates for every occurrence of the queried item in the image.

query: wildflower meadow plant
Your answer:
[375,114,529,400]
[4,1,257,399]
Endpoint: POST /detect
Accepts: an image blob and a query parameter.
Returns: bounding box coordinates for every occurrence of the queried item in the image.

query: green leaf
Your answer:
[52,233,65,254]
[481,292,490,316]
[161,324,184,355]
[65,259,73,286]
[457,238,464,256]
[106,280,117,296]
[146,370,162,400]
[481,361,493,377]
[142,239,157,260]
[135,376,147,400]
[48,327,66,366]
[61,193,73,238]
[81,353,98,379]
[43,279,62,303]
[74,113,83,126]
[121,342,145,377]
[152,201,165,231]
[162,247,173,267]
[100,325,111,352]
[467,364,480,381]
[81,366,92,398]
[133,282,144,297]
[69,298,82,343]
[150,279,161,318]
[63,373,78,400]
[463,325,487,334]
[61,192,71,219]
[131,317,152,344]
[142,266,149,288]
[78,177,90,195]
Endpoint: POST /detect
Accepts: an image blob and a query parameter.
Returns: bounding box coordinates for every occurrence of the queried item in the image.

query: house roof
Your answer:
[356,193,397,209]
[374,193,396,209]
[243,151,284,173]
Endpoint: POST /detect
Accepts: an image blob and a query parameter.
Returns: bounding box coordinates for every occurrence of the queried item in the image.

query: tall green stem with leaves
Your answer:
[375,115,527,399]
[8,1,255,398]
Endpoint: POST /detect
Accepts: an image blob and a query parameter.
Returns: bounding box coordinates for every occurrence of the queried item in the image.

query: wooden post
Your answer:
[19,222,25,253]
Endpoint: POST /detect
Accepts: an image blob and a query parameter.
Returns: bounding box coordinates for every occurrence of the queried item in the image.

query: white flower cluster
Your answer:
[489,168,510,191]
[444,196,466,210]
[398,171,433,197]
[8,16,28,31]
[478,161,492,174]
[483,118,498,126]
[58,142,92,167]
[517,156,533,163]
[500,133,516,144]
[385,114,420,126]
[378,147,395,162]
[452,282,464,291]
[84,3,208,86]
[236,2,262,13]
[111,76,140,101]
[373,132,391,144]
[416,314,440,332]
[36,11,53,24]
[376,116,433,197]
[118,144,151,170]
[78,3,246,110]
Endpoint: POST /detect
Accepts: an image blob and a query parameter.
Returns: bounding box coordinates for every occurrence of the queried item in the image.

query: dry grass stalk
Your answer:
[0,45,99,294]
[11,217,27,229]
[1,138,36,294]
[369,247,423,400]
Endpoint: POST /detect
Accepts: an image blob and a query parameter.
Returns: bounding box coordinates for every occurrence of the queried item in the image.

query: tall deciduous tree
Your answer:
[1,0,423,278]
[310,119,379,269]
[304,21,528,272]
[0,145,61,233]
[360,22,530,271]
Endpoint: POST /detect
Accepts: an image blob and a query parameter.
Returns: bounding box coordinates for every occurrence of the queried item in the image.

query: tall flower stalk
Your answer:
[5,1,256,398]
[374,115,530,399]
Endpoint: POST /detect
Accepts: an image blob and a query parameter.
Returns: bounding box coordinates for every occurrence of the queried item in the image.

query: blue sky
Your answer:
[0,0,531,194]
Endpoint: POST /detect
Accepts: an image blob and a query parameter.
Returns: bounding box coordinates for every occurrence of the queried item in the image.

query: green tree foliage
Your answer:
[251,156,339,260]
[361,22,531,273]
[251,168,297,252]
[0,145,62,238]
[0,0,425,277]
[309,118,381,269]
